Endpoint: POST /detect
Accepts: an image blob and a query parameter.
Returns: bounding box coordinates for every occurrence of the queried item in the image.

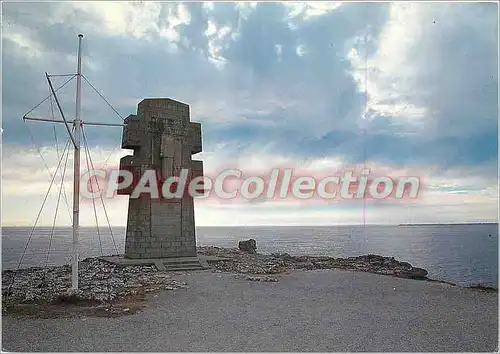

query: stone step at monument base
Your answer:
[99,255,211,272]
[160,257,210,271]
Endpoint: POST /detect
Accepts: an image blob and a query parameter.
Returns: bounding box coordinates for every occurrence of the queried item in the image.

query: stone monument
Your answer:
[116,98,206,270]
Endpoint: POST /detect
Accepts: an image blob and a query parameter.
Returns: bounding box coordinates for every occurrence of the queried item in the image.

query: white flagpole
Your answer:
[72,34,83,290]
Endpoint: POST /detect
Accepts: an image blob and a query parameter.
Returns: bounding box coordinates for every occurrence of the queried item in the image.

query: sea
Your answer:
[2,224,498,288]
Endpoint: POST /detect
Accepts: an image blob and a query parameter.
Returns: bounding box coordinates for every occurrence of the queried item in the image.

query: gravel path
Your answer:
[2,269,497,352]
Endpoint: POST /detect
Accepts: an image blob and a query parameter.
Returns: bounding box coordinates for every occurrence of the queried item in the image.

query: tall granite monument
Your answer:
[118,98,203,262]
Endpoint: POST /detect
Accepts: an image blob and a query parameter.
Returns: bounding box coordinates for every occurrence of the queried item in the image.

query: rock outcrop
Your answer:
[238,239,257,254]
[198,247,431,280]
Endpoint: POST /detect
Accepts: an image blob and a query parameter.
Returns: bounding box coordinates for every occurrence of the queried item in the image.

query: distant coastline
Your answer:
[397,222,498,227]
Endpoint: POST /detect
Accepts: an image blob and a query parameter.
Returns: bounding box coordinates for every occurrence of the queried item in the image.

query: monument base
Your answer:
[99,255,230,272]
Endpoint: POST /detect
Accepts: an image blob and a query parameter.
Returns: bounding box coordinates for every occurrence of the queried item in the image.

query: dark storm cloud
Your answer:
[2,2,497,176]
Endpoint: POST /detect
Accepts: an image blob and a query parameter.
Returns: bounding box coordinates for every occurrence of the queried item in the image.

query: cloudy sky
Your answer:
[2,1,498,226]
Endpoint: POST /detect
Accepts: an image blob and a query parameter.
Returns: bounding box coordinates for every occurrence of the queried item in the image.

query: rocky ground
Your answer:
[3,245,487,317]
[198,246,431,280]
[2,258,188,317]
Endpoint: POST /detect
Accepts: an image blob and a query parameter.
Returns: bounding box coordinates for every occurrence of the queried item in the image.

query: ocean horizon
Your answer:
[2,223,498,288]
